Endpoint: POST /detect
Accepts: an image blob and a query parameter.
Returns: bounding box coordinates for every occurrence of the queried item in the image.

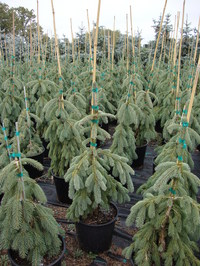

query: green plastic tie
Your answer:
[90,142,97,147]
[169,188,176,195]
[182,122,189,127]
[183,143,187,149]
[59,90,63,94]
[130,81,134,85]
[91,119,99,124]
[2,127,6,131]
[7,144,11,149]
[26,108,29,111]
[92,105,99,110]
[25,97,28,101]
[59,77,62,81]
[172,85,176,89]
[128,93,131,97]
[17,173,23,178]
[179,138,185,144]
[72,88,75,93]
[176,97,181,101]
[176,111,180,115]
[188,75,192,79]
[4,136,8,141]
[92,88,98,93]
[38,76,42,79]
[16,131,20,136]
[183,109,187,114]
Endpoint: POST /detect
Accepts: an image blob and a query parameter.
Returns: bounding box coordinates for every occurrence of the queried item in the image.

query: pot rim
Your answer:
[77,202,118,228]
[136,140,148,149]
[8,235,66,266]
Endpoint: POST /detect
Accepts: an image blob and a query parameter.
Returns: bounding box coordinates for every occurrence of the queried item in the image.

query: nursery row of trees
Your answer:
[0,2,200,65]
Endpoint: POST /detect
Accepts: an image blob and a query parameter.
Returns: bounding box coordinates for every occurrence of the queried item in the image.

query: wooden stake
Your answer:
[126,14,129,74]
[112,16,115,70]
[187,56,200,122]
[92,0,101,84]
[30,20,33,65]
[159,31,165,67]
[151,0,168,72]
[87,9,93,62]
[108,31,110,62]
[170,15,176,63]
[12,11,15,57]
[173,11,180,67]
[176,0,185,100]
[193,16,200,64]
[51,0,61,76]
[130,6,135,58]
[37,0,40,64]
[70,18,75,63]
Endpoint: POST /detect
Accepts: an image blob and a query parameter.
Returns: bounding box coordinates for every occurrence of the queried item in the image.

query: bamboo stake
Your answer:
[108,31,110,62]
[92,0,101,84]
[15,122,26,200]
[189,36,194,64]
[126,14,129,74]
[151,0,168,72]
[170,15,176,63]
[12,11,15,57]
[176,0,185,100]
[37,0,40,64]
[193,16,200,64]
[30,20,32,65]
[158,31,165,67]
[111,16,115,70]
[51,0,61,76]
[68,39,70,62]
[70,18,75,63]
[173,12,180,67]
[4,33,8,66]
[130,6,135,59]
[87,9,92,62]
[187,56,200,122]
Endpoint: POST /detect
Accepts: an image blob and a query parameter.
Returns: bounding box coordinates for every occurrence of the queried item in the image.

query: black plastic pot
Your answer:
[155,119,163,134]
[24,147,45,179]
[42,138,49,158]
[100,122,109,132]
[76,203,118,253]
[197,145,200,151]
[52,172,72,204]
[0,193,4,205]
[8,235,66,266]
[132,142,148,169]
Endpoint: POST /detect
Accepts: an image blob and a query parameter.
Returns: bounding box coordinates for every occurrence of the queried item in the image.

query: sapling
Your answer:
[0,123,63,265]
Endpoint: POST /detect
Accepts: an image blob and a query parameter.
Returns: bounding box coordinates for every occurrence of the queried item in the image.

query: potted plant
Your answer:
[43,79,84,203]
[123,114,200,265]
[0,126,65,266]
[64,81,134,253]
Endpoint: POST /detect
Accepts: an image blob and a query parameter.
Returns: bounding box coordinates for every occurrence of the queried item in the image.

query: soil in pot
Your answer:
[52,172,72,204]
[8,235,66,266]
[24,147,45,179]
[132,142,148,169]
[76,203,118,253]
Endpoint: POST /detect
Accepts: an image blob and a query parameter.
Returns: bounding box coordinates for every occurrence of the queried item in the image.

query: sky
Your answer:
[2,0,200,44]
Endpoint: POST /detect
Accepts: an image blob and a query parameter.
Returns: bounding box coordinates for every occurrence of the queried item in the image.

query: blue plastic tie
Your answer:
[11,153,21,158]
[178,156,183,161]
[183,110,187,114]
[91,119,99,124]
[176,97,181,101]
[59,90,63,94]
[92,88,98,93]
[59,77,62,81]
[183,143,187,149]
[176,111,180,115]
[179,138,185,144]
[90,142,97,147]
[92,105,99,110]
[17,173,23,177]
[169,188,176,195]
[25,97,28,101]
[4,136,8,141]
[26,108,29,111]
[128,93,131,97]
[182,122,189,127]
[2,127,6,131]
[16,131,20,136]
[7,145,11,149]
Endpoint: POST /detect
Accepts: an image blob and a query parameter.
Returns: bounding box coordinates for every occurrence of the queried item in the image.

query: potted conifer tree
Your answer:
[0,124,66,266]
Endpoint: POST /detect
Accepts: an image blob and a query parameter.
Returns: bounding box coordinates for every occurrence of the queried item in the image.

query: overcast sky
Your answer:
[3,0,200,44]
